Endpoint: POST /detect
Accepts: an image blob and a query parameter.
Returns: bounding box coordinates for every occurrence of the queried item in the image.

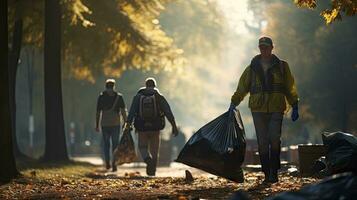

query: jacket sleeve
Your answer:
[118,96,128,122]
[231,66,251,106]
[283,62,299,106]
[96,95,102,128]
[127,95,139,124]
[159,95,175,125]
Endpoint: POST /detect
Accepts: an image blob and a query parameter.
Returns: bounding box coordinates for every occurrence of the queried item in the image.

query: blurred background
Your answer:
[8,0,357,164]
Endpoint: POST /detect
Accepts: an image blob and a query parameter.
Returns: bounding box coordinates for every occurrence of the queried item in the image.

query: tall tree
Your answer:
[8,0,26,158]
[43,0,68,161]
[0,0,20,182]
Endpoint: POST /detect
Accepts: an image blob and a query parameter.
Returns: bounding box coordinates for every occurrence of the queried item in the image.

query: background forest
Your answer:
[8,0,357,158]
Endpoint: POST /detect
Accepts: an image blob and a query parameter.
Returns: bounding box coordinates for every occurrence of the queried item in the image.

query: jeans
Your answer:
[252,112,283,176]
[102,126,120,165]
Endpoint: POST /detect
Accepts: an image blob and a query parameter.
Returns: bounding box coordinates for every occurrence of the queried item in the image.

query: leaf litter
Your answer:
[0,163,319,200]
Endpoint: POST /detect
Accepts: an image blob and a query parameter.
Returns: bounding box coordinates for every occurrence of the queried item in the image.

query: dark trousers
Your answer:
[102,126,120,164]
[252,112,283,176]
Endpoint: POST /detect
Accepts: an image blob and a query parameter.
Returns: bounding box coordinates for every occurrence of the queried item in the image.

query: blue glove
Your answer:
[291,104,299,122]
[228,102,236,112]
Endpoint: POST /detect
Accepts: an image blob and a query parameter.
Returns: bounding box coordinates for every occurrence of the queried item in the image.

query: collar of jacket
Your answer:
[250,54,281,91]
[103,89,117,96]
[137,87,161,96]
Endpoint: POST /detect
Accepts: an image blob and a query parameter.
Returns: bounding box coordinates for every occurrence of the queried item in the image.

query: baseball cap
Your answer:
[259,37,273,47]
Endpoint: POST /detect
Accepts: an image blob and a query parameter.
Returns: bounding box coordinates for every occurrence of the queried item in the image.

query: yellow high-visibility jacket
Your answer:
[231,54,299,113]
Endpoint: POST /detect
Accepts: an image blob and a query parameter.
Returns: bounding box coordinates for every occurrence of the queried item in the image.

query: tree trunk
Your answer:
[9,16,26,158]
[43,0,69,161]
[0,0,20,183]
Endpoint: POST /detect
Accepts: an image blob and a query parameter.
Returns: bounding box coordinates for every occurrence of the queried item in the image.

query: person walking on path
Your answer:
[96,79,127,172]
[124,77,178,176]
[229,37,299,183]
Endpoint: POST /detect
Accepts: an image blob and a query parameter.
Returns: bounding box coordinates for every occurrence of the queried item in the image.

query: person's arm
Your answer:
[282,61,299,121]
[126,95,139,125]
[231,66,251,106]
[159,95,178,136]
[283,62,299,106]
[95,95,102,132]
[159,95,175,124]
[118,95,128,122]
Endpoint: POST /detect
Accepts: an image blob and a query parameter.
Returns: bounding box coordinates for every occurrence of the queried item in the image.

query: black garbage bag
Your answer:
[268,172,357,200]
[114,129,137,165]
[322,131,357,174]
[175,109,246,182]
[311,157,329,178]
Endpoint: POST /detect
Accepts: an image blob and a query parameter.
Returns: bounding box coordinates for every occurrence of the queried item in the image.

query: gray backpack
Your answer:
[139,94,159,121]
[135,93,165,131]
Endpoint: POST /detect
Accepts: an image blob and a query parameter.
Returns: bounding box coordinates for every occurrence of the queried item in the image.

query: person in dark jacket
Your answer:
[124,77,178,176]
[96,79,127,172]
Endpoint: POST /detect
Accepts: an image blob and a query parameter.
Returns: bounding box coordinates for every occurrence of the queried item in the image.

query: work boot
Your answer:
[269,170,279,183]
[147,168,156,176]
[112,162,117,172]
[149,158,157,176]
[105,161,110,170]
[230,168,244,183]
[238,169,245,183]
[144,157,156,176]
[262,172,270,184]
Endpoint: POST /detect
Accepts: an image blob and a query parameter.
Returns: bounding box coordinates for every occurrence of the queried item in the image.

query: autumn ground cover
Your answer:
[0,161,319,200]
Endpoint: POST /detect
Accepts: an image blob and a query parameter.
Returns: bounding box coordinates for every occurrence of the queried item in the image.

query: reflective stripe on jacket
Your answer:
[231,54,299,112]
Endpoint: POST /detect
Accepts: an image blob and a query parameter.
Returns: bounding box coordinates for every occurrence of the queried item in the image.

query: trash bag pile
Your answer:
[322,131,357,174]
[176,109,246,182]
[114,129,137,165]
[268,172,357,200]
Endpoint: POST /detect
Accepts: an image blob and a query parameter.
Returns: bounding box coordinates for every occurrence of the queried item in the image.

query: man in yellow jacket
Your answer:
[230,37,299,183]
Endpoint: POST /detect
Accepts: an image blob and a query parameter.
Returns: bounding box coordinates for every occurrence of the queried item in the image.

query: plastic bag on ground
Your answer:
[114,129,137,165]
[268,172,357,200]
[322,131,357,174]
[175,109,246,182]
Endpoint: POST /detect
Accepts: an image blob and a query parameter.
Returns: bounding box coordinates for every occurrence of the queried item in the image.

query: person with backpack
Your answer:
[124,77,178,176]
[96,79,127,172]
[229,37,299,183]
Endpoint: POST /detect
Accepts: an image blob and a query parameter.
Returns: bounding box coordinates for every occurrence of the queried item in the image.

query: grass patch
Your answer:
[16,158,97,180]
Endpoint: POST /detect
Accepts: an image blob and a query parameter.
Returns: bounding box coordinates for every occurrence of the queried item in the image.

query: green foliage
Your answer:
[160,0,225,56]
[294,0,357,24]
[64,0,185,81]
[8,0,184,82]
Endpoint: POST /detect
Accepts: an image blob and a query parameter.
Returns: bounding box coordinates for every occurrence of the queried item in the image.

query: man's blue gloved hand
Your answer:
[228,102,236,112]
[291,104,299,122]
